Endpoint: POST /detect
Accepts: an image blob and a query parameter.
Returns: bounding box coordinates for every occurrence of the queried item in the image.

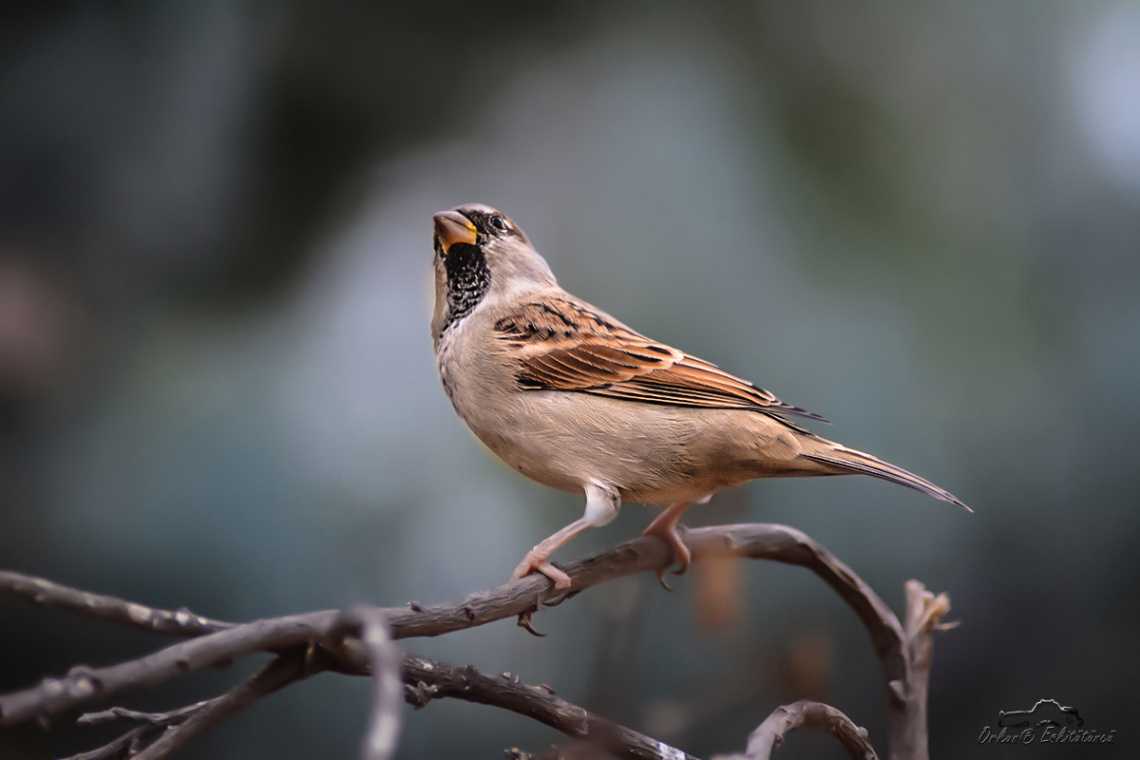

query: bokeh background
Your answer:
[2,2,1138,758]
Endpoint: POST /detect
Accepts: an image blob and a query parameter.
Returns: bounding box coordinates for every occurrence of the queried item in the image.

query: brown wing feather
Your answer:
[494,298,827,422]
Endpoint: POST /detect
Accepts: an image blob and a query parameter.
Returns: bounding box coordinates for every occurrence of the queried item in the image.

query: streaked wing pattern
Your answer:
[494,299,826,422]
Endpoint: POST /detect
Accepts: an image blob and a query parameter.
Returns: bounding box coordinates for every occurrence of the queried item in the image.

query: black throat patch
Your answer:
[443,242,491,332]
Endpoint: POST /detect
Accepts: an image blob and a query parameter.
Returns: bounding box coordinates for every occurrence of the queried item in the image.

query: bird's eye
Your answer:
[489,215,508,233]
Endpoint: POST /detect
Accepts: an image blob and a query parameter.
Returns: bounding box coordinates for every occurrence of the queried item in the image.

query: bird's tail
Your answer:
[801,443,971,511]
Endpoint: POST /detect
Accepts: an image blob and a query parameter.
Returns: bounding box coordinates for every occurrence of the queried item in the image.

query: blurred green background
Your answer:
[1,2,1138,758]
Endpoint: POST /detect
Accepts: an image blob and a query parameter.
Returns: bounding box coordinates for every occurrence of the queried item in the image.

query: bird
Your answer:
[430,203,969,589]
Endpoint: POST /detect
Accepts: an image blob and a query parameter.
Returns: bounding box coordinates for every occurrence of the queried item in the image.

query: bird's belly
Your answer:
[457,390,777,504]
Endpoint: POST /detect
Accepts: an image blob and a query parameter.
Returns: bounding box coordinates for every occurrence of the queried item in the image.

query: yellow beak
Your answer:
[433,210,478,252]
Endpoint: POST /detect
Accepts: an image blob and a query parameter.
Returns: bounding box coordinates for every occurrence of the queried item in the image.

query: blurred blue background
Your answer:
[1,2,1138,758]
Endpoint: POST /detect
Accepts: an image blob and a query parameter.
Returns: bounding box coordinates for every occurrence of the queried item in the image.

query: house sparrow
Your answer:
[431,204,968,589]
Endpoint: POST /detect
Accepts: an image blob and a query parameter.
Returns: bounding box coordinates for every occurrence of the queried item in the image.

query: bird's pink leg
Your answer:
[642,501,694,583]
[512,516,594,590]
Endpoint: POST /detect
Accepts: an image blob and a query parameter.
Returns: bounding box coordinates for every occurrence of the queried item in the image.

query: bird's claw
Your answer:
[642,522,692,589]
[543,590,580,607]
[512,552,573,590]
[516,609,547,637]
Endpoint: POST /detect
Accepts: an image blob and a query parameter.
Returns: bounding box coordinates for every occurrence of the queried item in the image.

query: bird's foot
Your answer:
[512,550,572,590]
[641,520,691,588]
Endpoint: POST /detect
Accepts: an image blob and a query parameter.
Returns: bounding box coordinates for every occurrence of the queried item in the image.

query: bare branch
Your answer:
[730,699,877,760]
[1,523,952,760]
[378,523,906,653]
[340,606,403,760]
[0,525,909,729]
[0,612,342,726]
[127,649,314,760]
[78,702,215,728]
[62,652,313,760]
[679,525,906,684]
[0,524,901,648]
[884,581,952,760]
[402,654,697,760]
[0,571,232,637]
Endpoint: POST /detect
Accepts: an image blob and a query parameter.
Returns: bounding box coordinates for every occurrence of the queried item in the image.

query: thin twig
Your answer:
[0,571,231,636]
[62,652,313,760]
[78,701,213,727]
[505,747,562,760]
[129,648,315,760]
[65,724,154,760]
[401,654,698,760]
[737,700,877,760]
[68,704,214,760]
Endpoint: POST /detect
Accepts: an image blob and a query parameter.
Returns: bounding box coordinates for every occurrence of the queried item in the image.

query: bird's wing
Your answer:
[493,298,827,422]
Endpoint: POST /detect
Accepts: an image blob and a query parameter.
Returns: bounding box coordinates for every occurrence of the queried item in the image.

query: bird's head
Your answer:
[431,204,556,339]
